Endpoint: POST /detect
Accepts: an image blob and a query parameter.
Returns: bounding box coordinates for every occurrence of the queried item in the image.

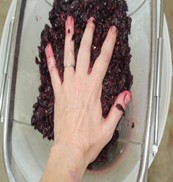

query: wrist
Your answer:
[50,142,87,181]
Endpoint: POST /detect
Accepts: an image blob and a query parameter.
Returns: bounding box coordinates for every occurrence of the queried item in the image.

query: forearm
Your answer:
[40,143,87,182]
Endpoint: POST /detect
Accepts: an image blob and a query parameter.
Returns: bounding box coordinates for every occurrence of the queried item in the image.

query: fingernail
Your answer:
[67,16,73,25]
[45,44,50,54]
[110,26,117,33]
[88,17,95,23]
[45,43,53,59]
[66,16,74,34]
[124,93,131,105]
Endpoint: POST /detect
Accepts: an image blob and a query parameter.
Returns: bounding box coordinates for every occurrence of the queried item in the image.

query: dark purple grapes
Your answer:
[31,0,133,169]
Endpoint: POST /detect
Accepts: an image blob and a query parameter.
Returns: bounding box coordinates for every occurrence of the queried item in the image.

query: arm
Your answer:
[41,16,131,182]
[41,143,86,182]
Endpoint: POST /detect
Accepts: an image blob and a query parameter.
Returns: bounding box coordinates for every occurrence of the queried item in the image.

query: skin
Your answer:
[40,16,132,182]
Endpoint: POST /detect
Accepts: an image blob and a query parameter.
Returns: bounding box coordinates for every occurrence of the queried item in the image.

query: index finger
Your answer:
[91,26,117,82]
[45,44,61,95]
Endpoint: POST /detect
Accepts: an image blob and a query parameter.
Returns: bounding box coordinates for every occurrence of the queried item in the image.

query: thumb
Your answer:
[105,91,132,131]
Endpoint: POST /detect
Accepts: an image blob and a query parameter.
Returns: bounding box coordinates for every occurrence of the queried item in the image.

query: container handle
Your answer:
[3,0,26,181]
[3,77,16,182]
[153,0,164,157]
[0,17,14,123]
[137,0,164,181]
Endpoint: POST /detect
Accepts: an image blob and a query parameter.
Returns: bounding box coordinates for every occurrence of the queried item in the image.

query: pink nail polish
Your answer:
[45,44,50,54]
[124,93,131,105]
[66,16,74,34]
[67,16,73,25]
[45,43,53,59]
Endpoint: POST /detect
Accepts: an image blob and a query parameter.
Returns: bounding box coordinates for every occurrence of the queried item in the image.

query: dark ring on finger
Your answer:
[116,104,125,116]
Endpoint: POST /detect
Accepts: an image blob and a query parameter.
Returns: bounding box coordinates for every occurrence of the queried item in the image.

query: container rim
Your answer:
[1,0,165,181]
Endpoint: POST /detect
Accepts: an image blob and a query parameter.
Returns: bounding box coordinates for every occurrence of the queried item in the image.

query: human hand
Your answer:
[44,16,131,180]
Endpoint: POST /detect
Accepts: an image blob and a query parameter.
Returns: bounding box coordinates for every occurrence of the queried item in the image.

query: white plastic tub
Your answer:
[0,0,172,182]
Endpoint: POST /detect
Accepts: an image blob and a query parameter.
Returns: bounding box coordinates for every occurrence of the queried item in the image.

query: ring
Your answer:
[64,63,75,69]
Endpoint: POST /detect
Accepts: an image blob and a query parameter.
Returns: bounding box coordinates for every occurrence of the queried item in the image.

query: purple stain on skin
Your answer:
[32,0,133,169]
[72,34,75,41]
[92,19,96,24]
[116,104,125,116]
[131,122,135,128]
[69,171,80,182]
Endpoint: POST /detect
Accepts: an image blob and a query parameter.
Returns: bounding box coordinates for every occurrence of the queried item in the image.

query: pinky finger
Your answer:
[45,43,62,95]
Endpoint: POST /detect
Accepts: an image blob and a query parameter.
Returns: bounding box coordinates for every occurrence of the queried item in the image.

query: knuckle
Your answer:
[109,27,117,38]
[103,124,114,141]
[90,75,101,89]
[48,64,56,74]
[100,50,111,62]
[67,49,74,59]
[87,22,95,31]
[81,40,91,50]
[104,32,116,48]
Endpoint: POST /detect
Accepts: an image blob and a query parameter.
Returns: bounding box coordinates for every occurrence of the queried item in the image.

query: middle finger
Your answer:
[76,17,95,75]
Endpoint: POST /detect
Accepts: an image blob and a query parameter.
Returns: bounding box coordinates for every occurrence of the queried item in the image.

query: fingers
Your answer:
[76,17,95,75]
[64,16,75,81]
[92,26,117,82]
[104,91,132,132]
[45,44,61,94]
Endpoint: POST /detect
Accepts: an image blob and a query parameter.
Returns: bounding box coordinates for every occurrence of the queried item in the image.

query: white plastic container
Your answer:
[0,0,172,182]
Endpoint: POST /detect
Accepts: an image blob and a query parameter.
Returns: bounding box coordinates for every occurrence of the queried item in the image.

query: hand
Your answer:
[43,16,131,181]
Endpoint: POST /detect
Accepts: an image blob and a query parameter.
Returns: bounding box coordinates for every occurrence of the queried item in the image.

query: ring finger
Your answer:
[64,16,75,81]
